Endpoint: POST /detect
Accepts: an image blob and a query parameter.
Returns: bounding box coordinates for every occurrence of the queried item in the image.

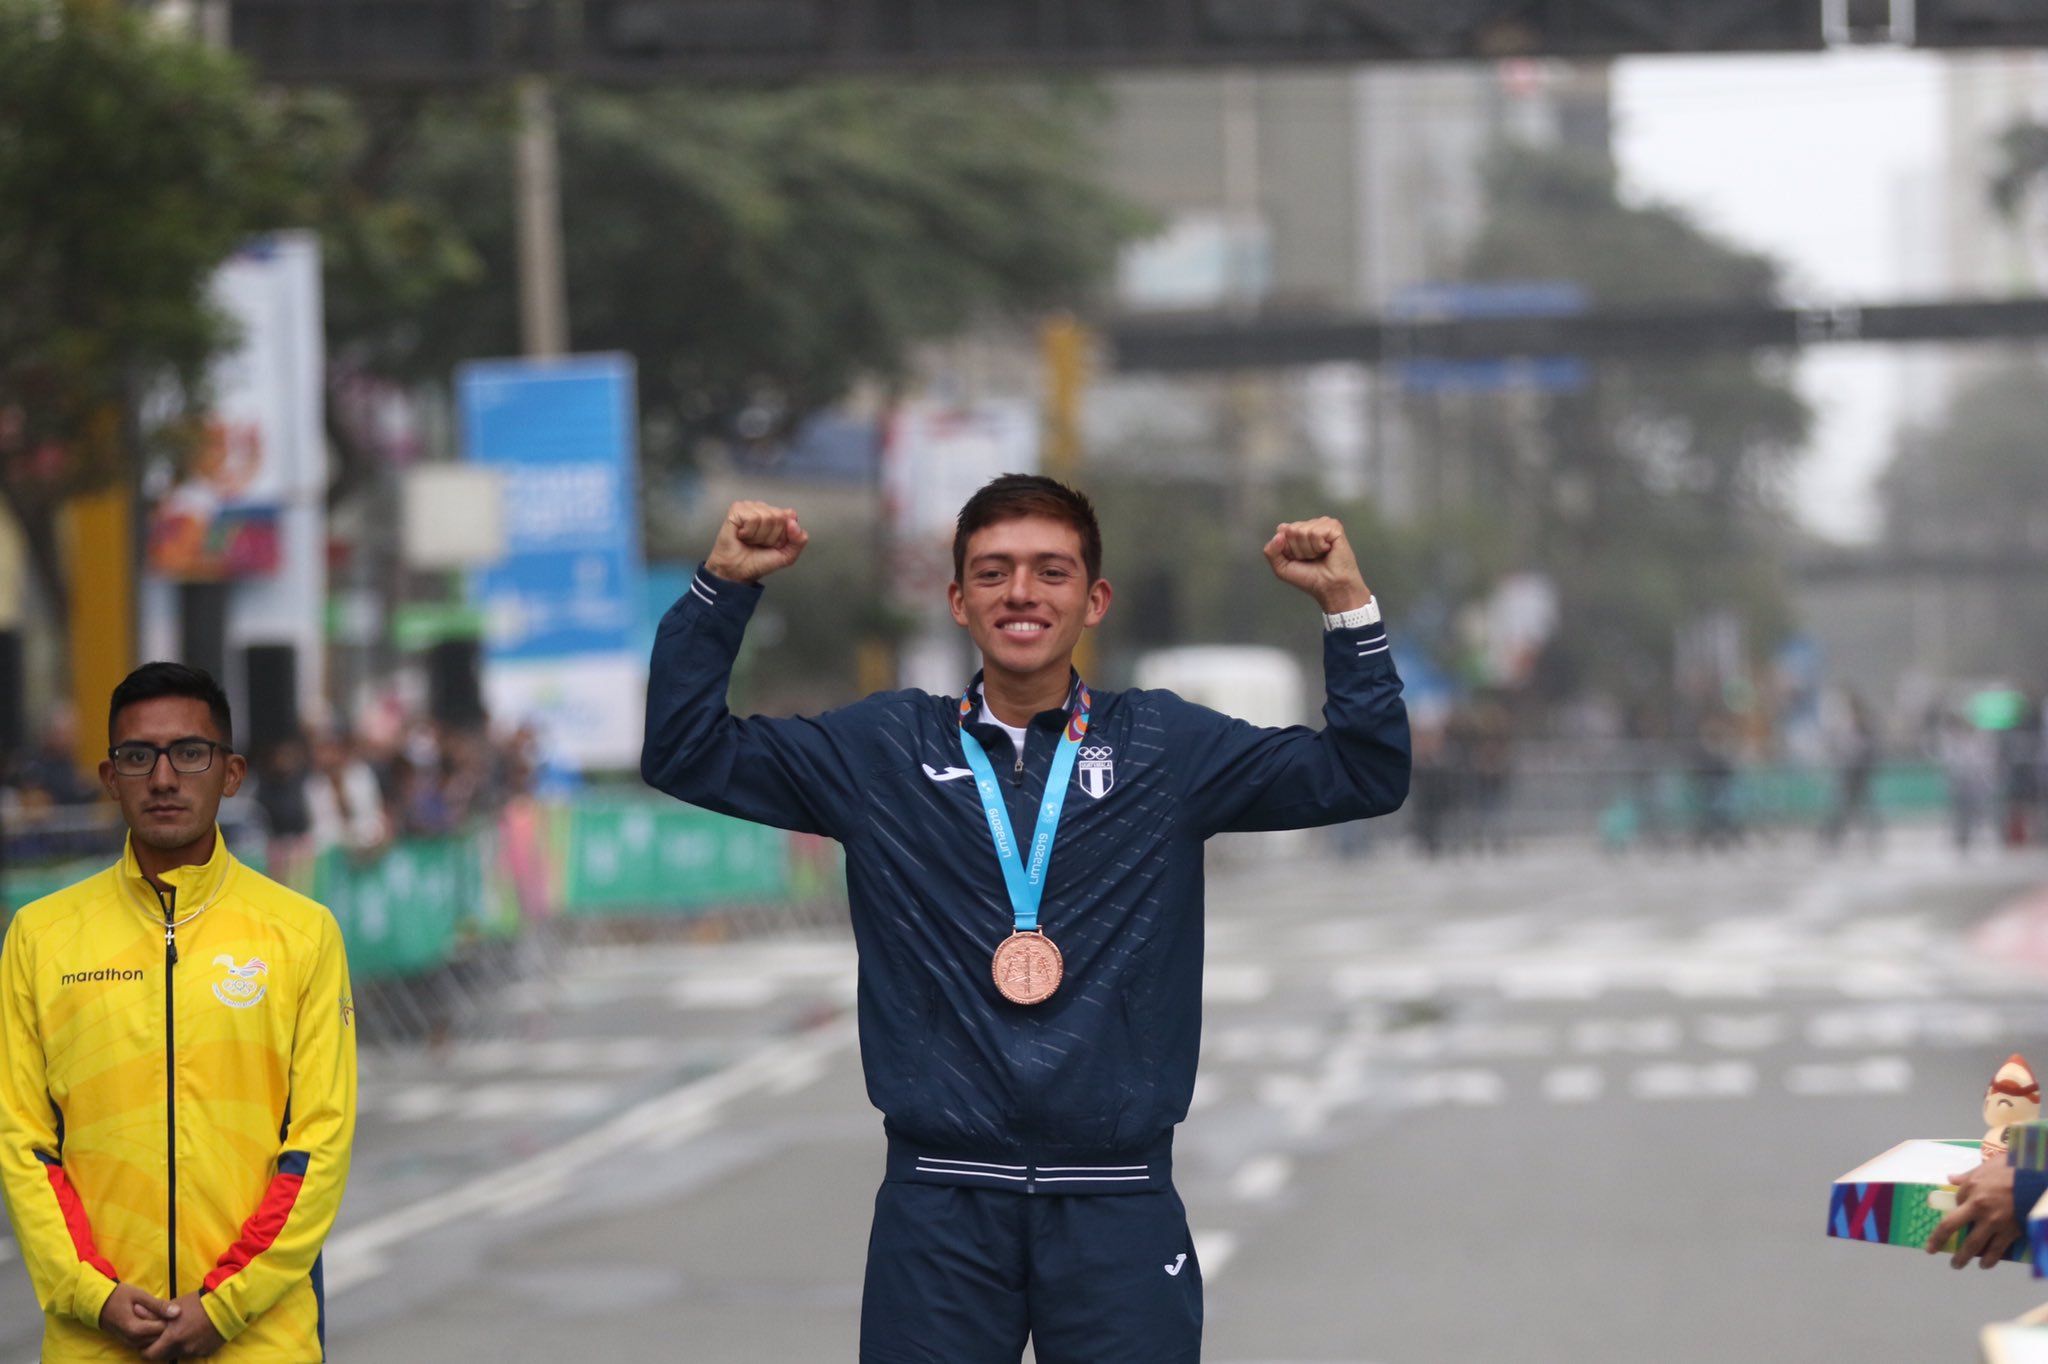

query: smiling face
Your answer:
[1986,1057,2041,1131]
[947,514,1111,689]
[100,695,245,859]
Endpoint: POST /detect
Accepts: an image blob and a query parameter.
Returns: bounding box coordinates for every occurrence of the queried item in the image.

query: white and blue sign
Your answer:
[1390,280,1590,395]
[458,354,646,769]
[461,354,642,660]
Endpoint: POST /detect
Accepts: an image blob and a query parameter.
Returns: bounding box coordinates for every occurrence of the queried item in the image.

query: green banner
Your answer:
[315,836,478,980]
[562,801,788,914]
[0,858,104,915]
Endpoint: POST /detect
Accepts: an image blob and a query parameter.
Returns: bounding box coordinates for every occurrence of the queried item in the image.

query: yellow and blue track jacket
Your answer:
[0,831,357,1361]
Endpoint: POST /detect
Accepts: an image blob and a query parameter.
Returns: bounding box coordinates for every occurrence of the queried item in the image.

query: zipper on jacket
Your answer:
[154,884,179,1297]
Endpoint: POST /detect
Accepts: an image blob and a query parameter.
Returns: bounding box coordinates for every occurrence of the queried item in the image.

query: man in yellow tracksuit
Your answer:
[1,663,356,1361]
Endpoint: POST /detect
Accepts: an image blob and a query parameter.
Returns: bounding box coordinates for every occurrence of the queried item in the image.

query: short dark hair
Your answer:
[952,474,1102,583]
[108,662,234,746]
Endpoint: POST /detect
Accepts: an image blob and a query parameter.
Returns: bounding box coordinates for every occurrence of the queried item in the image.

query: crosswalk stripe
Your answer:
[1204,966,1274,1004]
[1786,1056,1913,1096]
[1194,1230,1239,1278]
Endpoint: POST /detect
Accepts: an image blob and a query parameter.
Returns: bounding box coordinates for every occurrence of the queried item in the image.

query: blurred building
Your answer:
[1081,62,1612,520]
[1796,51,2048,721]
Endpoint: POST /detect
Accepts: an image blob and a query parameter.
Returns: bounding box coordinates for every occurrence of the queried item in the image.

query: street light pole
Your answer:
[514,75,569,358]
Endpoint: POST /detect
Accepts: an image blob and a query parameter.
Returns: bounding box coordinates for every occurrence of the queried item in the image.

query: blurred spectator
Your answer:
[2001,696,2043,847]
[1465,694,1516,854]
[1934,711,1999,853]
[3,712,101,863]
[251,733,316,888]
[1820,687,1882,853]
[306,729,391,856]
[1685,710,1743,851]
[9,711,94,808]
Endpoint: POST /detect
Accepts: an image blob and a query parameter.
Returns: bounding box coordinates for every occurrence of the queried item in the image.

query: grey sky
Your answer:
[1613,50,1948,542]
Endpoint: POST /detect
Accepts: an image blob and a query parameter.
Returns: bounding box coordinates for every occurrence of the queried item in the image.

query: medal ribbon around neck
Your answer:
[956,678,1091,935]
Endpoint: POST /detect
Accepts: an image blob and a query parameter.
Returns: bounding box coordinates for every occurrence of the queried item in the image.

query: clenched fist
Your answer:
[705,501,810,583]
[1262,517,1372,614]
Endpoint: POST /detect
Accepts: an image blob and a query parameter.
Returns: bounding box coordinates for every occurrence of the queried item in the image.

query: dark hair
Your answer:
[108,662,234,746]
[952,474,1103,583]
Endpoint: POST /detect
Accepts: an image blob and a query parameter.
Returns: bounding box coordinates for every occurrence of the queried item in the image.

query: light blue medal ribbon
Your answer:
[956,681,1091,935]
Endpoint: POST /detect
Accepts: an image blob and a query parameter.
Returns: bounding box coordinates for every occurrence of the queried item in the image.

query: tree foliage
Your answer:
[1451,146,1812,708]
[327,82,1150,473]
[0,0,344,613]
[1878,358,2048,679]
[1881,360,2048,551]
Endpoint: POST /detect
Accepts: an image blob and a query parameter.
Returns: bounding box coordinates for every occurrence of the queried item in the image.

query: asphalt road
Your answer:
[9,829,2048,1362]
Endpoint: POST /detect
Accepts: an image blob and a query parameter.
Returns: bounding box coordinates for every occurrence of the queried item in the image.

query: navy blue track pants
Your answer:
[858,1181,1204,1363]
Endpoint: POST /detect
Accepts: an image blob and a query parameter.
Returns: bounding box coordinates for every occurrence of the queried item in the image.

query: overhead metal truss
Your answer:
[1107,298,2048,373]
[223,0,2040,88]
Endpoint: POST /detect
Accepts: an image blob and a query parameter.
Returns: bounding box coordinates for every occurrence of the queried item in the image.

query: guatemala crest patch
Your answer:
[1077,744,1114,799]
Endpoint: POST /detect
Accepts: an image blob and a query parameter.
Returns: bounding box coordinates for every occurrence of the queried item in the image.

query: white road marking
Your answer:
[458,1082,614,1122]
[1549,918,1657,951]
[1836,963,1939,999]
[1698,917,1799,947]
[641,1111,712,1153]
[1808,1006,1917,1050]
[1917,1005,2004,1048]
[1498,964,1607,1001]
[1630,1061,1756,1100]
[1230,1155,1293,1202]
[1291,919,1388,954]
[1331,964,1440,1001]
[1399,1068,1507,1108]
[1570,1017,1680,1056]
[380,1084,454,1123]
[1543,1065,1605,1103]
[669,976,781,1009]
[324,1021,857,1294]
[0,1237,13,1265]
[1194,1230,1239,1278]
[450,1037,669,1075]
[1661,964,1771,999]
[766,1051,830,1095]
[1204,966,1274,1004]
[1786,1056,1914,1096]
[1421,914,1544,953]
[376,1081,615,1124]
[1696,1013,1784,1051]
[1209,1024,1325,1065]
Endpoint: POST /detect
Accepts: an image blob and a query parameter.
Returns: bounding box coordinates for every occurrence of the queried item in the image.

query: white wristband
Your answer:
[1322,599,1381,631]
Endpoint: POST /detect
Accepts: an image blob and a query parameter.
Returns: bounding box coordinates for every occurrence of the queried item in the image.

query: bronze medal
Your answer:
[991,930,1063,1005]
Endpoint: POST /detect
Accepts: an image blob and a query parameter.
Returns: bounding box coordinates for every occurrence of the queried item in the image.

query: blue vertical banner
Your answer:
[459,354,646,770]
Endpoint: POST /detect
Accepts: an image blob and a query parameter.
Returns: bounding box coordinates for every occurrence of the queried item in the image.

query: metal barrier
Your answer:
[1,796,847,1040]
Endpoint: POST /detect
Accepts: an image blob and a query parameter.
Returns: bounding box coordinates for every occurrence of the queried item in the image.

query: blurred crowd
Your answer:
[1,704,554,875]
[1398,683,2048,859]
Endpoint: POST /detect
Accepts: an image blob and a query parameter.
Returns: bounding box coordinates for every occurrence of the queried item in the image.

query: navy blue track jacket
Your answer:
[642,565,1410,1192]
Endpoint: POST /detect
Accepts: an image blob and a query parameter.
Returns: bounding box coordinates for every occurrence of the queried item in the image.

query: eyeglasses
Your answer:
[107,739,233,777]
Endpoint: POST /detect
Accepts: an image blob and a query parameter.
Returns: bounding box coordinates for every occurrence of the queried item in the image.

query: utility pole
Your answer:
[514,75,569,358]
[1040,312,1094,674]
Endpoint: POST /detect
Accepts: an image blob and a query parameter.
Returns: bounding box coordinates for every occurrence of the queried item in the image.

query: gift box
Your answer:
[1829,1139,2028,1264]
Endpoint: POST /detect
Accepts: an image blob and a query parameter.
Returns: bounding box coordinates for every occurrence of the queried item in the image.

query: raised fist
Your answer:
[1262,516,1372,614]
[704,501,809,583]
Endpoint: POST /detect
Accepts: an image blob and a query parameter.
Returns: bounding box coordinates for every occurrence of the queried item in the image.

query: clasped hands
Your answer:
[101,1284,224,1358]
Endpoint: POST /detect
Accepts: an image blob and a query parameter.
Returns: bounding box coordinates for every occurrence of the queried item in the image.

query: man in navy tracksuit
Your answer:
[642,475,1408,1362]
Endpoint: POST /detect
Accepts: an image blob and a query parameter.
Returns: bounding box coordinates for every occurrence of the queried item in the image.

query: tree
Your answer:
[1882,361,2048,553]
[0,0,340,618]
[323,82,1150,480]
[1878,360,2048,679]
[1448,145,1812,711]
